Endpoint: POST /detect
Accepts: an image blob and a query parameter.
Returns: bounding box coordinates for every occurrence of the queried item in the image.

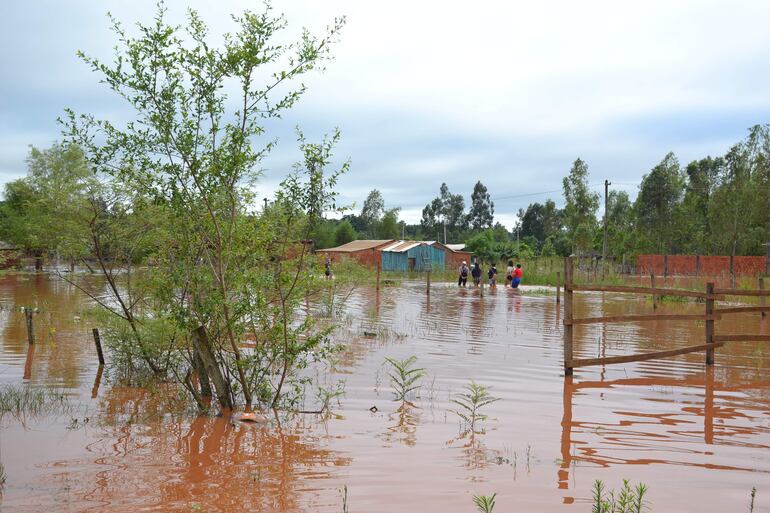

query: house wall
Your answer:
[406,245,445,271]
[321,248,381,268]
[445,250,472,271]
[381,251,408,271]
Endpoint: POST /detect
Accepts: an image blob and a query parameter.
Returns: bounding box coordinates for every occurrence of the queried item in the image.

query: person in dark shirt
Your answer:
[471,262,482,286]
[458,261,469,287]
[488,264,498,286]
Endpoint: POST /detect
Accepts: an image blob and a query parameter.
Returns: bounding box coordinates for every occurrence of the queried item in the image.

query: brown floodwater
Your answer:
[1,273,769,512]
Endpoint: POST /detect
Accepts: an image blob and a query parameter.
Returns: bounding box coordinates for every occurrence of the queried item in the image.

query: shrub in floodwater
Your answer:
[0,384,70,420]
[473,493,496,513]
[385,356,426,403]
[750,486,757,513]
[451,381,499,432]
[592,479,648,513]
[0,461,6,491]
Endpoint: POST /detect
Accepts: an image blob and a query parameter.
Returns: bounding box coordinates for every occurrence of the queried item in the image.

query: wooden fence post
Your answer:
[556,271,561,304]
[729,254,735,289]
[426,268,431,296]
[480,276,484,297]
[24,308,35,345]
[92,328,105,365]
[664,254,669,279]
[564,257,574,376]
[705,282,715,366]
[650,273,657,310]
[760,277,766,320]
[376,260,381,291]
[695,255,701,277]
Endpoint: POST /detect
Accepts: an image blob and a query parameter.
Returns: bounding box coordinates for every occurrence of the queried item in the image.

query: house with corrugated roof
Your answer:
[317,239,394,268]
[380,240,445,272]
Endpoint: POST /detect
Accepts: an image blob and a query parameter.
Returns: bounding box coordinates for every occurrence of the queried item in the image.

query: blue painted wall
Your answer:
[381,244,445,272]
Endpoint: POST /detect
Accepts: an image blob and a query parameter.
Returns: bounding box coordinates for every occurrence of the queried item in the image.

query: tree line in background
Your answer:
[3,125,769,267]
[302,124,770,264]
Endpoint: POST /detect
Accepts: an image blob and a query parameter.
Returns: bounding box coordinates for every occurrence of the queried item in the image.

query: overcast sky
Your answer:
[2,1,770,229]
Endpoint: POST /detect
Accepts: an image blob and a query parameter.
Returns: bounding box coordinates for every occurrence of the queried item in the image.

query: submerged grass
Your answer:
[0,384,71,421]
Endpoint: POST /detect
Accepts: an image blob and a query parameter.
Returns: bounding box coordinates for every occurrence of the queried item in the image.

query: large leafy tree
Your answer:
[0,143,96,268]
[360,189,385,236]
[377,208,401,239]
[420,183,466,242]
[562,158,599,252]
[635,152,684,253]
[61,4,346,410]
[466,180,494,229]
[708,125,770,257]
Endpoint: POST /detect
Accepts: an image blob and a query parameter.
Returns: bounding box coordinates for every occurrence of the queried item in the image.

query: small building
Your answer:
[318,239,394,268]
[435,242,472,271]
[380,241,445,272]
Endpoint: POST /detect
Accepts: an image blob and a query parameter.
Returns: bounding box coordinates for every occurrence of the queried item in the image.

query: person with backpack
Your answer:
[471,261,482,286]
[458,261,469,287]
[488,264,498,286]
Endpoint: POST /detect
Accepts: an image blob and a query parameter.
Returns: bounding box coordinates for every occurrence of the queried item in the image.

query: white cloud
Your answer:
[2,0,770,231]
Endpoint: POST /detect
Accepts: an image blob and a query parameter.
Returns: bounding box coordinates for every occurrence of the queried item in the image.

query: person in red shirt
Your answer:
[511,263,523,288]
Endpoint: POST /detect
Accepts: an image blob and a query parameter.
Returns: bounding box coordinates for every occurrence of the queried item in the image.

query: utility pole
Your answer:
[602,179,610,264]
[443,222,447,244]
[263,197,268,211]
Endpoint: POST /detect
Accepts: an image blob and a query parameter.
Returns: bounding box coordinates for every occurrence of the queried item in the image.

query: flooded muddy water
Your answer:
[1,273,769,512]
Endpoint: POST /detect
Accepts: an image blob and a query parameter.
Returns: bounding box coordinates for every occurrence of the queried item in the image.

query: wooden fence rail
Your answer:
[563,256,769,375]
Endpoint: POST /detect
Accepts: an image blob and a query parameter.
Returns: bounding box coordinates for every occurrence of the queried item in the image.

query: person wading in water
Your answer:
[511,263,523,288]
[488,264,498,287]
[458,260,469,287]
[471,261,482,287]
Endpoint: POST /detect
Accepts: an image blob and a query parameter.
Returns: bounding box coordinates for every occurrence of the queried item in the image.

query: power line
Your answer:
[492,182,605,202]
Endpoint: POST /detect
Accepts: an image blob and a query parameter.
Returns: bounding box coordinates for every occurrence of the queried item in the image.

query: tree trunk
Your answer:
[191,326,232,409]
[192,342,212,398]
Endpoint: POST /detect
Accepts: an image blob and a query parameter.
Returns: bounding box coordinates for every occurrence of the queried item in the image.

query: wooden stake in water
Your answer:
[92,328,105,365]
[650,273,657,310]
[426,269,431,296]
[24,308,35,345]
[705,282,715,366]
[376,261,381,291]
[760,277,766,320]
[564,257,574,376]
[556,271,561,304]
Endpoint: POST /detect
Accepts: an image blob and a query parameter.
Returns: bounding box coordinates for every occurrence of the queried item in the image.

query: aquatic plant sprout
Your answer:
[385,356,426,403]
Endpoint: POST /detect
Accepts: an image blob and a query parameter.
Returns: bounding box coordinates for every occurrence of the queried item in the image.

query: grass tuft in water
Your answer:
[0,384,70,420]
[473,492,496,513]
[592,479,648,513]
[0,461,6,491]
[451,381,499,432]
[385,356,426,403]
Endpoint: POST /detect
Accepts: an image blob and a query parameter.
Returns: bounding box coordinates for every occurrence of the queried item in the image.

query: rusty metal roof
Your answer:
[321,240,394,252]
